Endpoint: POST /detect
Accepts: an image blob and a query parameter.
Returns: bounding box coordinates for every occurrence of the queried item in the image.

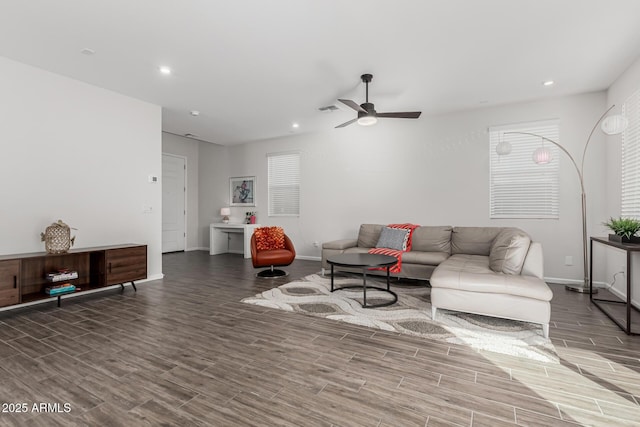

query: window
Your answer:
[489,120,560,219]
[622,89,640,218]
[268,152,300,216]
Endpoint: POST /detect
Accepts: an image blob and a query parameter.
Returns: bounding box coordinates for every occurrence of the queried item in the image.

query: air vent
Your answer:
[318,105,339,112]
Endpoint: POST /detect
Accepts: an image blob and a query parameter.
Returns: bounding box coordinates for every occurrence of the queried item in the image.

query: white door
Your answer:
[162,154,186,253]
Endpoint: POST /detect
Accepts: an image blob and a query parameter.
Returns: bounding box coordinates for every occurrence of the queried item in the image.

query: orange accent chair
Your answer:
[250,227,296,277]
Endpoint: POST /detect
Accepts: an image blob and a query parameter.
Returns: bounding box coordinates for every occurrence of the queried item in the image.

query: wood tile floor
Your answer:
[1,251,640,426]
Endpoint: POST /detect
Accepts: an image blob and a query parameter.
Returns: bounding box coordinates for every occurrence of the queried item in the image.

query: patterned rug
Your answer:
[242,273,558,363]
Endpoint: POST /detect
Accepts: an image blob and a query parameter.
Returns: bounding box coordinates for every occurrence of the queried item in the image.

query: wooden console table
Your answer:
[209,223,260,258]
[590,237,640,335]
[0,244,146,309]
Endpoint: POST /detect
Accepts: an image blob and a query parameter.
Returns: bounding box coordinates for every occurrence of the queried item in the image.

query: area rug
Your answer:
[242,274,558,363]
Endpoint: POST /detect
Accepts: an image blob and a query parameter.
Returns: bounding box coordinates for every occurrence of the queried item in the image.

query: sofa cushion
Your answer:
[521,242,544,279]
[430,254,553,301]
[451,227,503,255]
[322,239,357,250]
[489,228,531,275]
[344,247,371,255]
[402,251,449,266]
[376,227,410,251]
[411,226,453,253]
[357,224,384,248]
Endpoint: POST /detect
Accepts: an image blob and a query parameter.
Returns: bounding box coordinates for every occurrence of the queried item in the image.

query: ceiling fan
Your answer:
[335,74,421,128]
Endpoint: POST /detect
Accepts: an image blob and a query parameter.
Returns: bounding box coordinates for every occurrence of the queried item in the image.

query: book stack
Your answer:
[46,269,78,282]
[45,283,76,296]
[45,269,78,295]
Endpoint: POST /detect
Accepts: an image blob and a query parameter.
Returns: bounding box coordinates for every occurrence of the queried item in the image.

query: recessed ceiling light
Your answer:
[80,48,95,55]
[159,66,172,75]
[292,123,299,128]
[190,110,200,116]
[543,80,555,86]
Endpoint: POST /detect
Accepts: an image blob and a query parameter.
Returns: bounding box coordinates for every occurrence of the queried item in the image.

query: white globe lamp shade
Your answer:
[533,147,552,164]
[357,115,378,126]
[495,140,512,156]
[601,115,628,135]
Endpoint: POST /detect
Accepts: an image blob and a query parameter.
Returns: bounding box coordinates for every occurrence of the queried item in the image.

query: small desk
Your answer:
[590,236,640,335]
[209,223,261,259]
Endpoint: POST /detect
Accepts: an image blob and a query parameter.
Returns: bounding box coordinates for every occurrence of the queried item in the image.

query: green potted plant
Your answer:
[603,217,640,243]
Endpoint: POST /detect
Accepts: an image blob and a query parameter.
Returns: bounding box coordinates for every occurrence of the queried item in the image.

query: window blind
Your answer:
[489,120,560,219]
[268,152,300,216]
[622,89,640,218]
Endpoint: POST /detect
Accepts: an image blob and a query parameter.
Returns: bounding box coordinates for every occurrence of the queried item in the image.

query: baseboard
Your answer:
[296,255,321,261]
[603,283,640,310]
[185,250,320,261]
[544,276,581,285]
[186,247,208,252]
[544,276,607,288]
[539,276,640,309]
[140,274,164,282]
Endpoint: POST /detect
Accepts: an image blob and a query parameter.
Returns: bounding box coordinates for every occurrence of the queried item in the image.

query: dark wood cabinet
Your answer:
[106,246,147,286]
[0,260,20,307]
[0,244,147,309]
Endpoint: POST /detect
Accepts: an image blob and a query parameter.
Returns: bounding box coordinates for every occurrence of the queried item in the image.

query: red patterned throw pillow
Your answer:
[254,226,285,251]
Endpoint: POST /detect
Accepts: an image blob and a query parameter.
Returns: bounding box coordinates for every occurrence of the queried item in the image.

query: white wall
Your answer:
[216,92,608,281]
[604,56,640,305]
[162,132,201,250]
[197,140,228,248]
[0,56,163,280]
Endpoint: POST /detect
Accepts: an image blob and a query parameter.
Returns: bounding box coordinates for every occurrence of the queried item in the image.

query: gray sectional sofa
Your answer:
[322,224,553,338]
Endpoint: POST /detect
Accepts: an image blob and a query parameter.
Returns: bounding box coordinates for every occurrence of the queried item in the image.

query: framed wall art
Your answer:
[229,176,256,206]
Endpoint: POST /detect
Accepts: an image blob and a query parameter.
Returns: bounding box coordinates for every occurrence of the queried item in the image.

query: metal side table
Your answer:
[590,236,640,335]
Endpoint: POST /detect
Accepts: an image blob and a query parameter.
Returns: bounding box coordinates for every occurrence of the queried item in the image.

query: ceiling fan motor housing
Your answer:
[359,102,376,117]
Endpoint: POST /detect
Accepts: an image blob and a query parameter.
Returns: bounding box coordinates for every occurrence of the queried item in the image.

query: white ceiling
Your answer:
[1,1,640,145]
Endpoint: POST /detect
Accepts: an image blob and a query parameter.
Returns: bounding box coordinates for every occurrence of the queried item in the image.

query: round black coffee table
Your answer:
[326,253,398,308]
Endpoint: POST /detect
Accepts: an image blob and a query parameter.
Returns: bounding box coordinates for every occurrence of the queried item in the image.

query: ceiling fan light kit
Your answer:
[357,115,377,126]
[336,74,421,128]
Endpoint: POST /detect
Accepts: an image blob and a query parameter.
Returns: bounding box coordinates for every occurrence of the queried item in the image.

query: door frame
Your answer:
[162,152,187,252]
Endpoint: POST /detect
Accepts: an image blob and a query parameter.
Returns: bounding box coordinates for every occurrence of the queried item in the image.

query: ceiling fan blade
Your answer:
[335,118,358,128]
[377,112,422,119]
[338,99,367,113]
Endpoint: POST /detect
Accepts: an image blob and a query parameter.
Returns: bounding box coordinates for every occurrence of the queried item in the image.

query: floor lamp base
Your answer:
[565,284,598,294]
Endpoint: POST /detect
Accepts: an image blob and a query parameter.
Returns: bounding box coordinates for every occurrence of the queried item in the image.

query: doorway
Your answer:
[162,154,186,253]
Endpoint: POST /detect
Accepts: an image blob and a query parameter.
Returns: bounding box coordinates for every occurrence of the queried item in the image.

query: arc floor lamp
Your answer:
[501,105,628,294]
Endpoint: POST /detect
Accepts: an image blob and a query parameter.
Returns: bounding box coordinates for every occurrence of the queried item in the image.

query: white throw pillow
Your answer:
[489,228,531,275]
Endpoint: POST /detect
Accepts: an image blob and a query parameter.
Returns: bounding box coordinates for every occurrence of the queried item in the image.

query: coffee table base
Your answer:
[330,265,398,308]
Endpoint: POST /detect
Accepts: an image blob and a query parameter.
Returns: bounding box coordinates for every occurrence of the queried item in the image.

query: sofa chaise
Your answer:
[322,224,553,338]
